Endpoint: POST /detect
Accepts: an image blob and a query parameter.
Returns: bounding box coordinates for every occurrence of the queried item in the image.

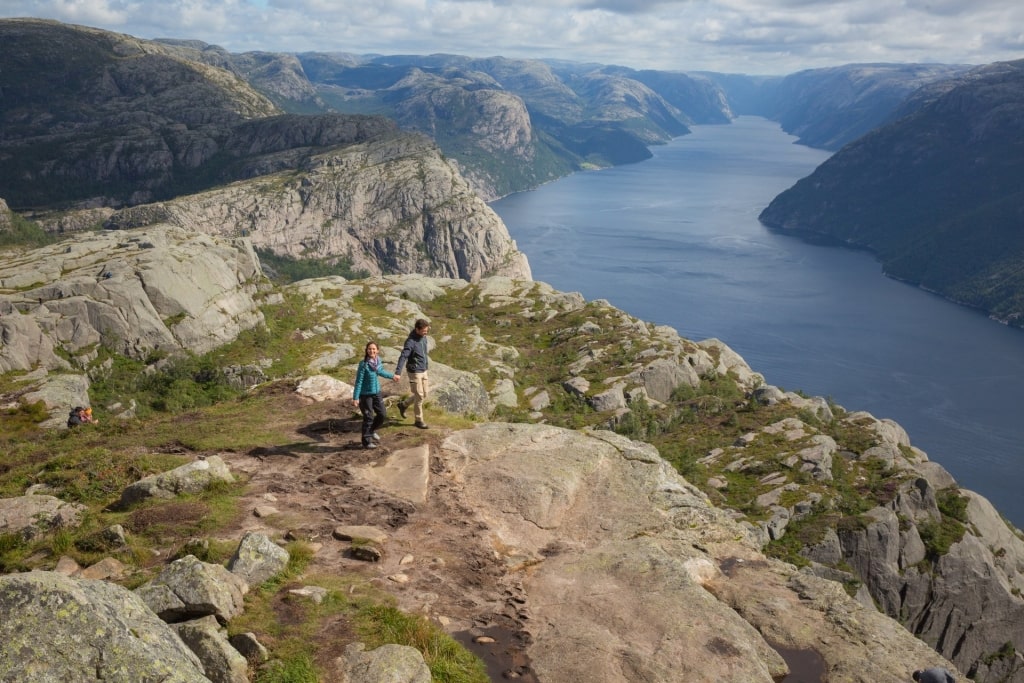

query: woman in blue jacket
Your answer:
[352,341,396,449]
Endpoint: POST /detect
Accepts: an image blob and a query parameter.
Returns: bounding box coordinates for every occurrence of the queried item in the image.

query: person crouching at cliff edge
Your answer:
[352,341,397,449]
[912,667,956,683]
[393,318,431,429]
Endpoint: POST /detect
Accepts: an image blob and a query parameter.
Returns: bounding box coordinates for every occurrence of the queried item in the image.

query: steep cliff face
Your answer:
[759,59,1024,327]
[101,132,532,282]
[383,68,546,200]
[726,408,1024,681]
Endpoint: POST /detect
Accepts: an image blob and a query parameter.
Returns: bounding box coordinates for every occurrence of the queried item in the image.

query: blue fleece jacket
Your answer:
[353,359,395,399]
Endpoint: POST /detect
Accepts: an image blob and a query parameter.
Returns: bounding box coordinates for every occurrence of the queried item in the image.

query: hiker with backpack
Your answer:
[352,341,398,449]
[67,406,98,427]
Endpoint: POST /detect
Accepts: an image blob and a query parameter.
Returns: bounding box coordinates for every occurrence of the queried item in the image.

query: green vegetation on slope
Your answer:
[0,274,984,675]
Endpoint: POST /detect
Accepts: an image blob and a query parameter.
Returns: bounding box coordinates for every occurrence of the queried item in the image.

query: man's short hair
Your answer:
[414,318,430,330]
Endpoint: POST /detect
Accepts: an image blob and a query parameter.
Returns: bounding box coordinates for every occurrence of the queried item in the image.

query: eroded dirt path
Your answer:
[216,392,537,681]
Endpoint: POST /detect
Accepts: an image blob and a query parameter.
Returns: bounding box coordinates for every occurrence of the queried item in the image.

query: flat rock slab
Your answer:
[348,444,429,505]
[333,526,388,545]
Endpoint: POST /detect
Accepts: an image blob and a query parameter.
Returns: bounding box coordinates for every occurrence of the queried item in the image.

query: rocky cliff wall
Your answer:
[100,132,532,282]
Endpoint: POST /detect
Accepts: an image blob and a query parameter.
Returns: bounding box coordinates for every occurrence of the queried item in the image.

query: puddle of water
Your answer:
[771,642,828,683]
[453,625,538,683]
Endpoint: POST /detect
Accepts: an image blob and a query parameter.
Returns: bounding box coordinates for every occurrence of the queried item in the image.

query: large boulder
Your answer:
[0,571,209,682]
[331,642,431,683]
[135,555,248,624]
[174,616,249,683]
[426,361,492,416]
[117,456,235,509]
[0,494,86,539]
[227,531,290,586]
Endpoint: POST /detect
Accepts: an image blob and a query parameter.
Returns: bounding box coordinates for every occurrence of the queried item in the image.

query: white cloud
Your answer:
[2,0,1023,73]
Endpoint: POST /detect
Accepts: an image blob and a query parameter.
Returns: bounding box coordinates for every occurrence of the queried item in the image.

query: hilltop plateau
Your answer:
[1,223,1023,682]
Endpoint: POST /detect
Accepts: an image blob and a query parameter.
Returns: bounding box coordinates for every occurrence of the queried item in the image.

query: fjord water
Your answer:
[491,116,1024,529]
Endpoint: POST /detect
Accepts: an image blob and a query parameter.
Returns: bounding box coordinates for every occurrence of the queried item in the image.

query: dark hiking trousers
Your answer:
[358,393,386,445]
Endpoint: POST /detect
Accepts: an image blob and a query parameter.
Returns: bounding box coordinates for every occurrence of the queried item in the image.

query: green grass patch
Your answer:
[257,248,369,284]
[354,603,489,683]
[0,212,63,250]
[229,570,487,683]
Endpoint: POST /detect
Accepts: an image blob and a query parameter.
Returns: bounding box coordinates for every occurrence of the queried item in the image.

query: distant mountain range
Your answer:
[1,18,1021,326]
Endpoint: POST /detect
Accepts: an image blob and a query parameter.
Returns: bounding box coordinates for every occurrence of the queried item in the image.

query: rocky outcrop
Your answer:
[100,132,532,282]
[0,224,264,425]
[435,422,958,681]
[0,224,263,371]
[0,571,211,682]
[2,226,1021,681]
[283,274,758,425]
[699,403,1024,681]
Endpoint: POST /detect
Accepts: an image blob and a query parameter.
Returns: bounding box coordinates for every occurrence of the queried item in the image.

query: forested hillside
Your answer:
[759,59,1024,327]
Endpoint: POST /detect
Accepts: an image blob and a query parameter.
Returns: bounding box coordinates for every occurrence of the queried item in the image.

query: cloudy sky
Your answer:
[3,0,1023,74]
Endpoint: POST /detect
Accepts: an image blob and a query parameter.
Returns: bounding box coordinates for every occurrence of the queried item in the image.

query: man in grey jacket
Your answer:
[394,318,431,429]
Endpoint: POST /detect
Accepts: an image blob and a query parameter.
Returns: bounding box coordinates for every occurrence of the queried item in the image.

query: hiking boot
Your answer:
[363,442,378,449]
[397,401,407,419]
[415,421,429,430]
[371,432,381,441]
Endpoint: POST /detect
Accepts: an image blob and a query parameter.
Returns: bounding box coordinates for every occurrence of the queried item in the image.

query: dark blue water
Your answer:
[491,116,1024,529]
